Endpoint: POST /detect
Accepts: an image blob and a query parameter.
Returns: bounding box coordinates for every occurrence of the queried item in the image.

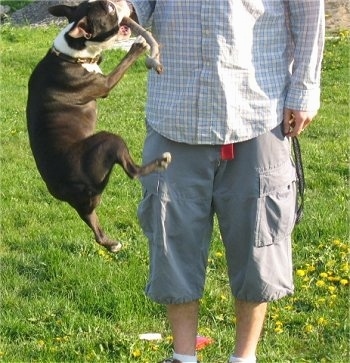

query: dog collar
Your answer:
[51,47,102,64]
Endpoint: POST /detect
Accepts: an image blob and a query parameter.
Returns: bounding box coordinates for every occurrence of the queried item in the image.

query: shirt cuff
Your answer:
[285,87,321,112]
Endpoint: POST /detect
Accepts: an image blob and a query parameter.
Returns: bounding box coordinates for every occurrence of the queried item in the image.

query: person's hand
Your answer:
[283,108,318,137]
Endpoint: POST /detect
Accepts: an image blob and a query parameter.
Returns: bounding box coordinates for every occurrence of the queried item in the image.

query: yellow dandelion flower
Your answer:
[165,335,173,344]
[340,243,348,251]
[132,349,141,358]
[316,280,326,287]
[304,324,314,333]
[220,294,228,301]
[330,294,337,300]
[317,317,328,326]
[316,298,326,304]
[332,239,341,246]
[319,272,328,278]
[274,326,284,334]
[328,285,337,293]
[340,263,349,273]
[326,260,336,268]
[340,279,348,286]
[296,269,306,277]
[215,252,223,258]
[37,340,45,348]
[306,265,316,272]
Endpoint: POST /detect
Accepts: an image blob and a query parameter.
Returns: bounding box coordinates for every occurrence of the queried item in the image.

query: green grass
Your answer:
[0,24,349,363]
[0,1,34,12]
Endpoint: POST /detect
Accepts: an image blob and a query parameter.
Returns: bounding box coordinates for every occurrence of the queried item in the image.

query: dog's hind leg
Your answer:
[78,207,122,253]
[79,131,171,181]
[63,186,122,252]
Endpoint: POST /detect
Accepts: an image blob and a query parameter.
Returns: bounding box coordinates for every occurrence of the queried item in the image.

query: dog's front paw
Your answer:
[158,152,172,170]
[131,35,150,51]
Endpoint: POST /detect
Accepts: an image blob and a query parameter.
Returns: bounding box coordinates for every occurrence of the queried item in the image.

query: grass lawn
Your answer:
[0,23,349,363]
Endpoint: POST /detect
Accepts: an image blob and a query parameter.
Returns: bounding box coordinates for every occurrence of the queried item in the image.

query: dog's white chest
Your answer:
[82,63,102,74]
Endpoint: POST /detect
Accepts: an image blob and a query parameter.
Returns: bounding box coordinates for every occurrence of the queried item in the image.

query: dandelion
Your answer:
[316,298,326,305]
[274,326,284,334]
[316,280,326,287]
[319,272,328,278]
[328,285,337,293]
[273,320,284,333]
[150,344,159,351]
[132,349,141,358]
[317,317,328,326]
[340,263,349,273]
[340,279,349,286]
[304,324,314,333]
[296,269,306,277]
[306,264,316,272]
[326,260,336,268]
[37,340,45,348]
[165,335,173,344]
[332,239,341,246]
[220,294,228,301]
[215,252,223,258]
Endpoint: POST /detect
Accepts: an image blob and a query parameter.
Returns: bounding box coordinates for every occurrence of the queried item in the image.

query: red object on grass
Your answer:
[196,336,214,350]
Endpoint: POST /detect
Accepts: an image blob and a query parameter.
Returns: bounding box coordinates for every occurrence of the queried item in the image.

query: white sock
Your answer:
[229,355,256,363]
[173,352,197,363]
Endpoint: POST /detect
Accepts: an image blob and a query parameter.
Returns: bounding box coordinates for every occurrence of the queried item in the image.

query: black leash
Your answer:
[292,137,305,224]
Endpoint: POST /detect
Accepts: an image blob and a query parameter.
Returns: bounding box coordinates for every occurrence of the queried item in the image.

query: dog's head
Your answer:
[49,0,130,51]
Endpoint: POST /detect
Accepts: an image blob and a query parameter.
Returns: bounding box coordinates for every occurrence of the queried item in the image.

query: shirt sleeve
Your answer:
[284,0,325,112]
[129,0,156,28]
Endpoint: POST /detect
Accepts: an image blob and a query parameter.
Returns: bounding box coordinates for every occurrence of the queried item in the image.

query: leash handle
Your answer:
[292,137,305,224]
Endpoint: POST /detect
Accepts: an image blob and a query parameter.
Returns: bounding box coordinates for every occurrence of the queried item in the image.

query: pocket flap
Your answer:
[259,162,296,197]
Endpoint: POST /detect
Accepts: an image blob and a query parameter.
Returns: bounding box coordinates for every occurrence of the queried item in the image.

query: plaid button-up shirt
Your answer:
[131,0,324,144]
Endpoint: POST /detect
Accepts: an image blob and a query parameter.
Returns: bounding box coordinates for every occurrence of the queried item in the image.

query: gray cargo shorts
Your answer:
[138,124,297,304]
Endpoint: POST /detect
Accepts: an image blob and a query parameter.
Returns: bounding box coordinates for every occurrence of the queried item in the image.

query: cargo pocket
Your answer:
[254,162,297,247]
[137,173,159,240]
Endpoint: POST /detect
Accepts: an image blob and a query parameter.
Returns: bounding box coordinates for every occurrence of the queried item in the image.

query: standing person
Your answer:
[129,1,324,362]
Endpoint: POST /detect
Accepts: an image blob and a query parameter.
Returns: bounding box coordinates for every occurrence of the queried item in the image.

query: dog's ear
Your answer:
[68,17,92,40]
[48,5,78,23]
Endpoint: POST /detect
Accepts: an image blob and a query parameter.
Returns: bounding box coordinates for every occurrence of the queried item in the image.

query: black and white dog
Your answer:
[26,0,170,252]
